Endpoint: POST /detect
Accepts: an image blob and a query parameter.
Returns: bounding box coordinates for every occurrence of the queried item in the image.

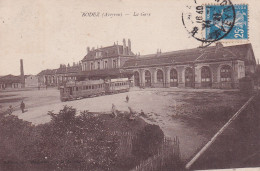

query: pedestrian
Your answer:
[128,107,135,120]
[126,95,129,103]
[140,109,145,116]
[20,101,25,113]
[111,103,117,117]
[7,105,13,115]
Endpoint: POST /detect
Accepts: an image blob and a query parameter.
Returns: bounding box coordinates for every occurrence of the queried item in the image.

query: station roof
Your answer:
[123,43,255,68]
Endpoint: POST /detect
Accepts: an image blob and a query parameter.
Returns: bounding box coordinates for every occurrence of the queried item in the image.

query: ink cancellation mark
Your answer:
[182,0,236,44]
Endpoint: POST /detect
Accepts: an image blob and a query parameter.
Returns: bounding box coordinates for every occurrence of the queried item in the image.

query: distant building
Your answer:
[0,59,26,89]
[37,63,81,86]
[25,75,39,88]
[0,74,39,89]
[0,75,23,89]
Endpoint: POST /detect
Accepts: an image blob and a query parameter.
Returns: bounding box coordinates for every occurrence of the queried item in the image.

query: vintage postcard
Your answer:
[0,0,260,170]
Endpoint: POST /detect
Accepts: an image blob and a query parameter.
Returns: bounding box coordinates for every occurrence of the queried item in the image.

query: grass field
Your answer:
[0,87,250,161]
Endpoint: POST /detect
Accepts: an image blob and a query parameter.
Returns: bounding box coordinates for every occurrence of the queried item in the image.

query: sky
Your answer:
[0,0,259,75]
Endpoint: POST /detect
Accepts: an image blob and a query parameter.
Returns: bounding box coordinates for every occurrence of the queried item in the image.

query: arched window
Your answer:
[145,70,151,87]
[157,70,164,83]
[104,61,108,69]
[52,76,55,83]
[113,60,117,68]
[201,67,211,82]
[134,71,140,86]
[97,62,100,70]
[170,69,178,87]
[185,67,194,87]
[220,65,232,82]
[90,62,94,70]
[201,66,211,87]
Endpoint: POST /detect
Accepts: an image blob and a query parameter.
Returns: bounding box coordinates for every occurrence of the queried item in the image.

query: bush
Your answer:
[239,76,254,94]
[132,124,164,160]
[44,106,119,170]
[0,106,166,171]
[0,106,119,171]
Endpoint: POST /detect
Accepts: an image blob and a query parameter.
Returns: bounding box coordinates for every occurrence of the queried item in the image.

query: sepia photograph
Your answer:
[0,0,260,170]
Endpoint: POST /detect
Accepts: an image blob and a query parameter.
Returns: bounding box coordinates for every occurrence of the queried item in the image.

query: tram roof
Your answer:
[79,68,132,78]
[65,80,104,87]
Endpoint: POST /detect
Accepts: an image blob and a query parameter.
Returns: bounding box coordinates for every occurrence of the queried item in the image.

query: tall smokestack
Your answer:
[20,59,25,88]
[123,38,126,55]
[128,39,131,55]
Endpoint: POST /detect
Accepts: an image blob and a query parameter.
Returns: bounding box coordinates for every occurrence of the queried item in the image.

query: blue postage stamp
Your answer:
[205,4,248,40]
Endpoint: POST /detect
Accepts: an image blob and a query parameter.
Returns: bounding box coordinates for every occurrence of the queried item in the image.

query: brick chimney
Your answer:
[215,42,224,53]
[123,38,126,55]
[128,39,131,55]
[20,59,25,88]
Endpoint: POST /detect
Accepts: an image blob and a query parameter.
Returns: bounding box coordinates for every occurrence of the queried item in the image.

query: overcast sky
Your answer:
[0,0,259,75]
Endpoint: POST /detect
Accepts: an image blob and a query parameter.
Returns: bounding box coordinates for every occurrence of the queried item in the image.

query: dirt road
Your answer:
[0,87,248,161]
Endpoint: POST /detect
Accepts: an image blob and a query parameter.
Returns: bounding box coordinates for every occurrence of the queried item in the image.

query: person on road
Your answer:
[140,109,145,116]
[111,104,117,117]
[7,105,13,115]
[126,95,129,103]
[20,101,25,113]
[128,107,135,120]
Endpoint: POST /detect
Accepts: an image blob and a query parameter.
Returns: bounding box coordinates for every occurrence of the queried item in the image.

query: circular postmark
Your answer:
[182,0,236,45]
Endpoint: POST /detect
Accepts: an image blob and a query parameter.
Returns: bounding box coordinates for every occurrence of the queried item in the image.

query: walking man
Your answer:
[111,104,117,117]
[20,101,25,113]
[7,105,13,115]
[126,95,129,103]
[140,109,145,116]
[128,107,135,120]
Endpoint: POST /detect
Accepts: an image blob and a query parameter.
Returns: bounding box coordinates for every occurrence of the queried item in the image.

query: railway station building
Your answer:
[122,43,256,89]
[37,40,256,89]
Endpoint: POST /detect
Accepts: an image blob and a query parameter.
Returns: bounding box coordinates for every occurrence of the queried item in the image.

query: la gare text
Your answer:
[81,12,151,18]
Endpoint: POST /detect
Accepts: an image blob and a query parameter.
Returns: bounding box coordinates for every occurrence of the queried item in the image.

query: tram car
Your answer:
[60,78,130,102]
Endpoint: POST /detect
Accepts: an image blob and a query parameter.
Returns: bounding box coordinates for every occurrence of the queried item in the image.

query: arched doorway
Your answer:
[156,69,164,87]
[170,69,178,87]
[145,70,151,87]
[185,67,194,87]
[220,65,233,88]
[134,71,140,86]
[220,65,232,82]
[157,69,164,82]
[201,66,212,88]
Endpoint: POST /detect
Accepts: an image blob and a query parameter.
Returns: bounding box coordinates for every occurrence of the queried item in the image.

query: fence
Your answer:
[111,131,181,171]
[111,131,136,158]
[131,136,181,171]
